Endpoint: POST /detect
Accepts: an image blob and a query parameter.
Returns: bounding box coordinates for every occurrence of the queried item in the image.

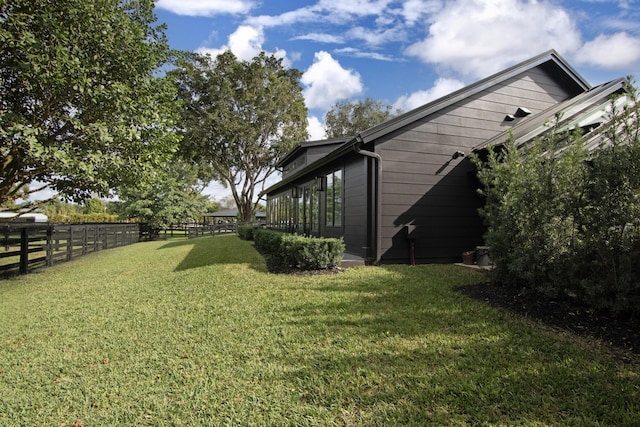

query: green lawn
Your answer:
[1,235,638,426]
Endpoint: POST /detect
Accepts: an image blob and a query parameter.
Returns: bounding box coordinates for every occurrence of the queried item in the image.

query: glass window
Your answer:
[333,169,342,227]
[326,173,334,226]
[303,186,311,235]
[311,181,319,232]
[325,169,343,227]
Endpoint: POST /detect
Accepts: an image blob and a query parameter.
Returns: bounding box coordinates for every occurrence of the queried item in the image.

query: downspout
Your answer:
[353,137,382,264]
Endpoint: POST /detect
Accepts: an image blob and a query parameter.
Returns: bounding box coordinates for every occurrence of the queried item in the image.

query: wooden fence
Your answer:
[138,223,237,241]
[0,223,140,275]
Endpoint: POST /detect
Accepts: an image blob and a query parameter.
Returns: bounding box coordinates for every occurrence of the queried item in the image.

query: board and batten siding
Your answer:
[374,67,577,262]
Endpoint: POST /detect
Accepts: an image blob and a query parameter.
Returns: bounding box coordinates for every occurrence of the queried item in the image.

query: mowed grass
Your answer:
[0,235,638,426]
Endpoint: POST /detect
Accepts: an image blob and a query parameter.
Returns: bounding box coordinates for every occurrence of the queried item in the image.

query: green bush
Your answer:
[254,228,284,255]
[253,228,345,271]
[237,225,257,240]
[472,83,640,316]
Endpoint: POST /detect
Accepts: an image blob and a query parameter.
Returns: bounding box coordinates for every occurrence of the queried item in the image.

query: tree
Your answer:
[324,98,401,138]
[171,51,308,223]
[0,0,179,208]
[116,164,208,230]
[82,198,106,214]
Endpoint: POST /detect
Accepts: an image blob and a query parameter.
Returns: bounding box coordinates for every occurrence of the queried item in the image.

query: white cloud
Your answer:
[156,0,255,16]
[197,25,289,64]
[405,0,583,78]
[575,32,640,69]
[316,0,393,18]
[393,78,465,111]
[248,0,395,28]
[307,116,327,140]
[247,8,318,27]
[292,33,346,44]
[334,47,394,61]
[301,51,364,110]
[399,0,442,26]
[345,26,404,47]
[227,25,264,61]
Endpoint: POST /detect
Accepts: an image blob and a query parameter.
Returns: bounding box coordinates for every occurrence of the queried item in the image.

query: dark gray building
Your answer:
[264,50,628,264]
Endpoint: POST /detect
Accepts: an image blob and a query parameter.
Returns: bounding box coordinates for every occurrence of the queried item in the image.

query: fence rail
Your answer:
[0,223,140,275]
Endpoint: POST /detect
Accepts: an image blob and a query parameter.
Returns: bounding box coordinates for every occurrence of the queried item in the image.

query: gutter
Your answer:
[353,136,382,264]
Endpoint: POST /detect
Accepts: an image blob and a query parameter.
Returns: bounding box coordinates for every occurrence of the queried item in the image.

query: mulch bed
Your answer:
[457,282,640,364]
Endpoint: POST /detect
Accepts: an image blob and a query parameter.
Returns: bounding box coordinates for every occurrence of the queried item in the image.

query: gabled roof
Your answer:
[276,137,352,169]
[473,77,627,151]
[358,49,590,144]
[264,50,591,195]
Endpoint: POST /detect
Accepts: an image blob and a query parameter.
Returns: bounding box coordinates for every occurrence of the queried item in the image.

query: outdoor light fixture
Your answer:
[504,114,516,121]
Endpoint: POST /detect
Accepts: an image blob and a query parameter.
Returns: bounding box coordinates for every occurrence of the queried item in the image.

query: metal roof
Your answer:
[473,78,628,152]
[264,50,593,196]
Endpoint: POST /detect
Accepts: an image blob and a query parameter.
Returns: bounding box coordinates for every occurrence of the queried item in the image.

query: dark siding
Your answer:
[342,157,368,257]
[375,66,574,263]
[307,145,342,164]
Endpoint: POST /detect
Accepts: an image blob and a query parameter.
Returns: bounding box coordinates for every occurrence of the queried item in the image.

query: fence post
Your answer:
[46,225,54,267]
[19,227,29,274]
[82,226,87,255]
[67,226,73,261]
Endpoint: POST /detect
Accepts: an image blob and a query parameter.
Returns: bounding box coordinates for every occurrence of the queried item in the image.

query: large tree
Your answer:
[171,51,308,223]
[0,0,179,208]
[324,98,401,138]
[116,163,208,230]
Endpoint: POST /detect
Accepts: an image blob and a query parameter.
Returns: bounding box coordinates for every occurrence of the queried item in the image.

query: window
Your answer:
[311,181,319,232]
[266,192,295,232]
[325,169,343,227]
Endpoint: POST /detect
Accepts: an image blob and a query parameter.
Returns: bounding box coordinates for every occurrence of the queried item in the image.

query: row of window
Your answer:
[267,169,343,233]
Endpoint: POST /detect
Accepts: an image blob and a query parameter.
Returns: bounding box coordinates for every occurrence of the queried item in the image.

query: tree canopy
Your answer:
[170,51,308,222]
[0,0,179,207]
[324,98,400,138]
[115,163,208,229]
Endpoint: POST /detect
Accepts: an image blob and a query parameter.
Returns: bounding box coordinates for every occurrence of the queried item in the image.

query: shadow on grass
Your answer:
[276,265,639,425]
[158,235,267,272]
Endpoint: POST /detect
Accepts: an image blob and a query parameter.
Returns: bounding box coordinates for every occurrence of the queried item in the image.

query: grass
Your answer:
[0,235,638,426]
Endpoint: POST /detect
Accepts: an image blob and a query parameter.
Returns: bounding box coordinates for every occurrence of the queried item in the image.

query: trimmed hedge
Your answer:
[237,225,257,241]
[254,228,345,271]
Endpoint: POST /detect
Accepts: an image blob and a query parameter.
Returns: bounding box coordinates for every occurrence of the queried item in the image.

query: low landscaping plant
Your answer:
[254,228,345,270]
[281,233,345,270]
[237,225,257,240]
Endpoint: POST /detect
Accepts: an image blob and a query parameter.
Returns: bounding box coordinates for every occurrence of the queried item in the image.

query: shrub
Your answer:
[472,82,640,316]
[253,228,345,271]
[280,234,345,270]
[254,228,284,255]
[237,225,257,241]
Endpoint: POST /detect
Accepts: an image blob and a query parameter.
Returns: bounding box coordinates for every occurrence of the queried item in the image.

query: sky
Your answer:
[152,0,640,201]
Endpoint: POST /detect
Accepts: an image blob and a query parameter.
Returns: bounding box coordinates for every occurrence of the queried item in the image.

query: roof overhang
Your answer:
[473,78,628,152]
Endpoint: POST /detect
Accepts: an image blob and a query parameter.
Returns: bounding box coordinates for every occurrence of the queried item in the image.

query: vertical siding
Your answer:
[376,67,575,263]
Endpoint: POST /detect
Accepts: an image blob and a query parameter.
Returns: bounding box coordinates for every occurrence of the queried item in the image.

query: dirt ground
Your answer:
[457,282,640,365]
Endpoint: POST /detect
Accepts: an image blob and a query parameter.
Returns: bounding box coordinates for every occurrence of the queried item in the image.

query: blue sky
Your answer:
[152,0,640,202]
[155,0,640,142]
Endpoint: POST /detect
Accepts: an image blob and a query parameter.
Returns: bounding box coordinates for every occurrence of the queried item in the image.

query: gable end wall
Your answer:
[375,67,578,263]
